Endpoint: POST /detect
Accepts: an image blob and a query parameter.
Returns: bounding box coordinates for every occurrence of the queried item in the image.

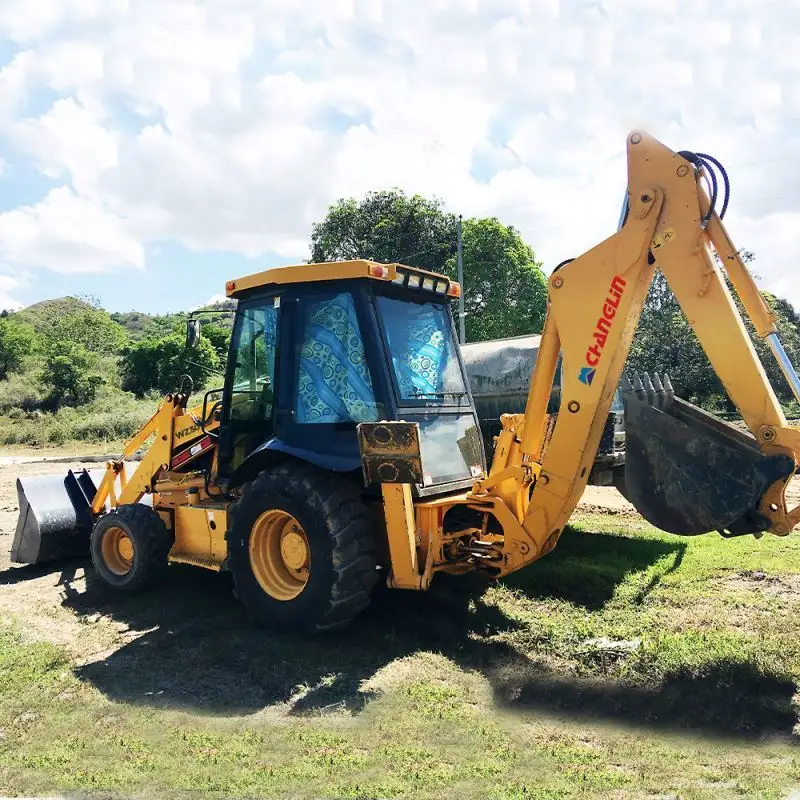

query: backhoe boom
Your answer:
[471,131,800,577]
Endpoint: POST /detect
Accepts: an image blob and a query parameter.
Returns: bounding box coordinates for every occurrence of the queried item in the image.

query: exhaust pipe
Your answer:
[618,373,795,537]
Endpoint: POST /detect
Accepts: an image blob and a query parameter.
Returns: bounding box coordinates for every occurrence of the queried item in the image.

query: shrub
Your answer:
[0,315,38,379]
[120,334,219,397]
[41,342,104,407]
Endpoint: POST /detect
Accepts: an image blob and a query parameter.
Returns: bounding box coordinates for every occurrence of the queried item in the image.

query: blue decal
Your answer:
[579,367,596,385]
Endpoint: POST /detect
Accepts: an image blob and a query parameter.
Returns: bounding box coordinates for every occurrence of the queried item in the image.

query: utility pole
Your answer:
[456,215,465,345]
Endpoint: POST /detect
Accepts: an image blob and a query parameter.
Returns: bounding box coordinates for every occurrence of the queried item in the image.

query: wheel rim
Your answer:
[249,510,310,601]
[101,526,134,576]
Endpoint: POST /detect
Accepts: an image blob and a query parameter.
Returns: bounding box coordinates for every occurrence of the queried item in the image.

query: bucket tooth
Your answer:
[621,372,634,394]
[663,373,675,407]
[651,373,666,410]
[632,373,647,401]
[642,373,656,406]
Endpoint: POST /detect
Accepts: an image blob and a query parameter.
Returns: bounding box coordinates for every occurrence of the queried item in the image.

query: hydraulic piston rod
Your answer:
[767,332,800,404]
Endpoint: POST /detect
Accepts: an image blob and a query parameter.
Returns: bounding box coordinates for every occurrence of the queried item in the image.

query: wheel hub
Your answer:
[101,526,134,576]
[249,510,310,601]
[280,530,308,571]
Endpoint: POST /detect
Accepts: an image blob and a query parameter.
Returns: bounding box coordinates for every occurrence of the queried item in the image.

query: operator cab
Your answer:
[210,260,486,497]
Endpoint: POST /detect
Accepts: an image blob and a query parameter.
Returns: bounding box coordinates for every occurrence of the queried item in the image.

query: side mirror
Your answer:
[185,318,201,350]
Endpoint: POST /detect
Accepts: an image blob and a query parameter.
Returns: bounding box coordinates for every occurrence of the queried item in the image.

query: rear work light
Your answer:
[369,264,391,279]
[435,280,447,294]
[447,281,461,298]
[407,273,421,289]
[422,277,435,291]
[393,269,407,285]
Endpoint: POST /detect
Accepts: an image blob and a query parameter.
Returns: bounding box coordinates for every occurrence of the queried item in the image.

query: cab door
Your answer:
[217,297,281,480]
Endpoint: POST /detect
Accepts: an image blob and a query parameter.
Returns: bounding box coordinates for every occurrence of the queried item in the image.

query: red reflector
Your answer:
[170,435,214,470]
[226,280,236,291]
[368,264,390,279]
[447,281,461,298]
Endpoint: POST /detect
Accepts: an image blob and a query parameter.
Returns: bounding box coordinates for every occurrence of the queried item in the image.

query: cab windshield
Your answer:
[376,295,467,404]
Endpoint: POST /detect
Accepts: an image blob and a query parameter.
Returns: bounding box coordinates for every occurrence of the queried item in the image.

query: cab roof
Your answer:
[225,259,457,299]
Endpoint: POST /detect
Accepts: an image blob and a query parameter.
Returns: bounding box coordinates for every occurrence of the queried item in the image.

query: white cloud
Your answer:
[0,275,23,311]
[0,0,798,308]
[0,187,143,273]
[9,98,117,187]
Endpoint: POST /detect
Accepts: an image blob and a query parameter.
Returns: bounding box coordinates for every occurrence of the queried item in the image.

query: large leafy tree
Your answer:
[310,191,548,342]
[445,217,547,342]
[310,189,458,273]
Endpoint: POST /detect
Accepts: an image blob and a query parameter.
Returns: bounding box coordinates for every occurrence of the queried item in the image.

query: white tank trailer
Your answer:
[460,334,626,487]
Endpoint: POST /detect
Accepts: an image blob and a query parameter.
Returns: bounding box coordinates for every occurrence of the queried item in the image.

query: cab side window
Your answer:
[230,304,279,423]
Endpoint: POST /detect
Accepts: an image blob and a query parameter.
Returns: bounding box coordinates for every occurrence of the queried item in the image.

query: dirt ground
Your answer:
[2,457,800,670]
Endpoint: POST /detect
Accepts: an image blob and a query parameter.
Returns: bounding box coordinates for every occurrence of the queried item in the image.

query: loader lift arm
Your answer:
[90,393,220,514]
[470,131,800,578]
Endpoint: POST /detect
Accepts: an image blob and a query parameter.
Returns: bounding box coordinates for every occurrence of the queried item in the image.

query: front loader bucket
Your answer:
[618,374,795,536]
[11,469,106,565]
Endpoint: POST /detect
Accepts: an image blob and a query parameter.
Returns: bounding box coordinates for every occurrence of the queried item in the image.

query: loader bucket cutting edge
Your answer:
[11,469,107,565]
[618,376,795,536]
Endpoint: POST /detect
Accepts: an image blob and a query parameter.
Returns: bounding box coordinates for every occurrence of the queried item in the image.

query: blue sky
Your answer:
[0,0,798,314]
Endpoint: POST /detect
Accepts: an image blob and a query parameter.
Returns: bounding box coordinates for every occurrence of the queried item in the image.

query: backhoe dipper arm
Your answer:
[475,131,800,577]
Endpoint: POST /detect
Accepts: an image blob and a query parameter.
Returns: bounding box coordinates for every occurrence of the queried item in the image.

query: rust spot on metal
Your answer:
[358,422,423,485]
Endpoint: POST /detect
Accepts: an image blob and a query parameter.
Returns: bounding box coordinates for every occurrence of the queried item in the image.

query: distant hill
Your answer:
[17,297,95,331]
[16,297,236,342]
[109,310,187,341]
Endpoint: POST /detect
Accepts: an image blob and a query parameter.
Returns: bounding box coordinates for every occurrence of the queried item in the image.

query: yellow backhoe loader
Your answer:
[11,131,800,632]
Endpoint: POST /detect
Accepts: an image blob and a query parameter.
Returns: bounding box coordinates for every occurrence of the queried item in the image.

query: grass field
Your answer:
[2,508,800,798]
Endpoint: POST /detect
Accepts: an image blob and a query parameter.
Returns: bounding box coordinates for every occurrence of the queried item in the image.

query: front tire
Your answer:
[90,504,173,591]
[227,462,378,633]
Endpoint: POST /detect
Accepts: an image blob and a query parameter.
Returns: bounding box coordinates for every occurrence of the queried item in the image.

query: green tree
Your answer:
[42,298,127,354]
[41,342,104,406]
[627,265,800,411]
[120,334,220,397]
[202,323,231,361]
[445,217,547,342]
[310,189,458,273]
[0,315,38,379]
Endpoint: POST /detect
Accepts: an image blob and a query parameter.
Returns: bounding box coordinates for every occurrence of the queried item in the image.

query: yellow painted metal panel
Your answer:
[170,504,228,568]
[227,260,395,296]
[225,260,454,298]
[381,483,420,589]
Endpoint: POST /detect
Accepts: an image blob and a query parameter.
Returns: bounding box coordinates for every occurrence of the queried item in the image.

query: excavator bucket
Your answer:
[11,469,106,565]
[618,374,796,536]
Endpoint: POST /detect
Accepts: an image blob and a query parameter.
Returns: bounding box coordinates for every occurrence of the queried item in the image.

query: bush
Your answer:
[0,314,38,379]
[120,334,219,397]
[0,389,154,447]
[0,368,44,413]
[41,342,104,407]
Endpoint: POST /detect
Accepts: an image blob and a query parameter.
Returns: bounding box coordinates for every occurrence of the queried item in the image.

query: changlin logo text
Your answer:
[578,275,627,386]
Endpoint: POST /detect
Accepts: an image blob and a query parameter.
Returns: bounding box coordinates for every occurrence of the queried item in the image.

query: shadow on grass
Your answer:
[501,526,686,609]
[5,524,791,739]
[495,660,798,740]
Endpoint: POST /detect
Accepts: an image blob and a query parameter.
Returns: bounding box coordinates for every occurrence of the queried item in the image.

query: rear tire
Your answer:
[227,462,378,633]
[90,504,173,592]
